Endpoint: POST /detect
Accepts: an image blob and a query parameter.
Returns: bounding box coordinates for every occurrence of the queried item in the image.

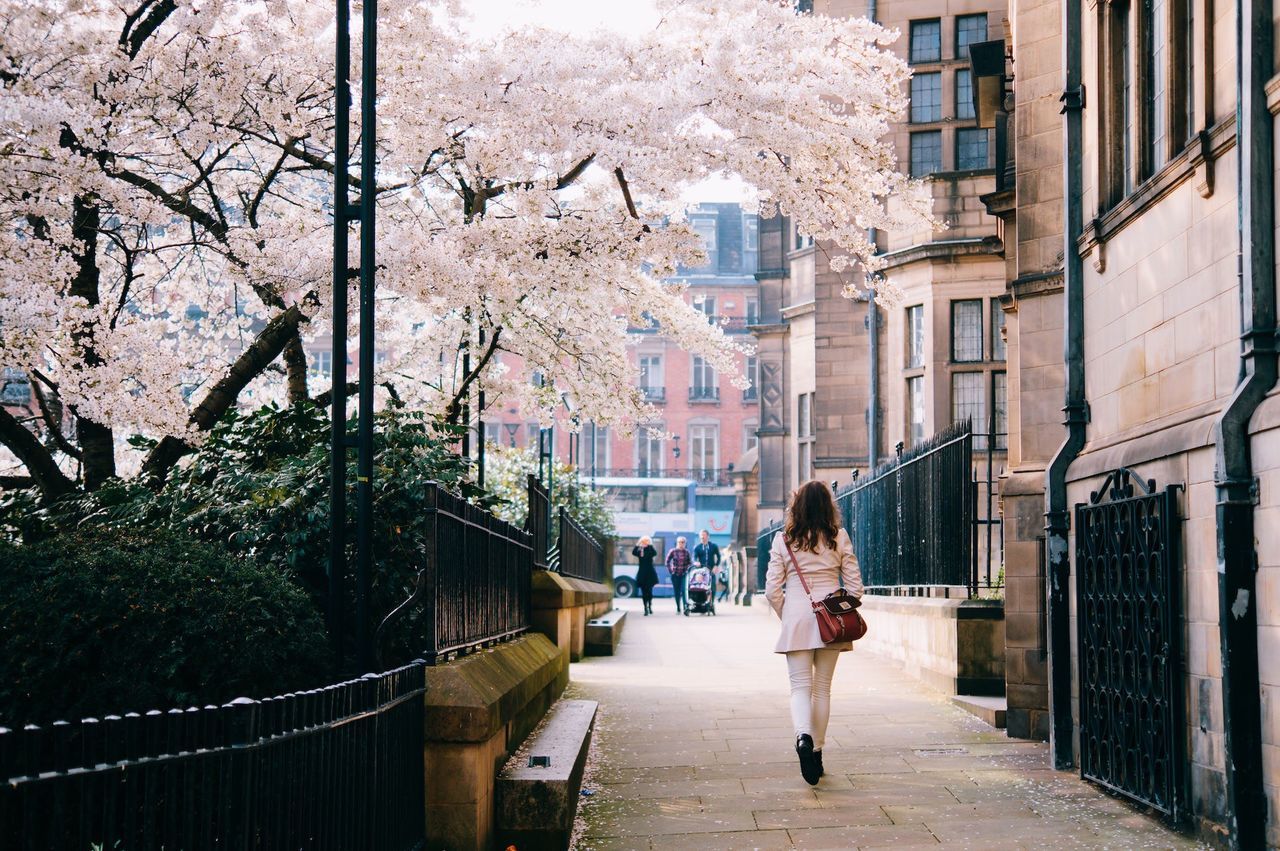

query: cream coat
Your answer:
[765,527,865,653]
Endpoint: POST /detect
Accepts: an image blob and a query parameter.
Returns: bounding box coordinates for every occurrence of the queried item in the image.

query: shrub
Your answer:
[485,444,615,544]
[0,529,330,725]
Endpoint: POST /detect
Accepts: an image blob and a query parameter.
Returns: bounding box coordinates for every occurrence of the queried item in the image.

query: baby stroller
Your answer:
[685,566,716,616]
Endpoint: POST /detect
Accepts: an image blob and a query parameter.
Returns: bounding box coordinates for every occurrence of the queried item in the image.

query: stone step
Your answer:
[496,699,598,851]
[584,608,626,656]
[952,694,1007,729]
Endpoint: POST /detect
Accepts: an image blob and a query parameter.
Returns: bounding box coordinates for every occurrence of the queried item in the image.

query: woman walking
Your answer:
[765,480,863,786]
[632,536,659,615]
[665,536,693,614]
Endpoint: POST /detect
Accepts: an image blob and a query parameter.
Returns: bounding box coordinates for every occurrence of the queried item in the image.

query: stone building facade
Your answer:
[754,0,1010,550]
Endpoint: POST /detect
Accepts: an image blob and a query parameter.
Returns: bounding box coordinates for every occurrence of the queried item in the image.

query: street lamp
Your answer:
[330,0,379,673]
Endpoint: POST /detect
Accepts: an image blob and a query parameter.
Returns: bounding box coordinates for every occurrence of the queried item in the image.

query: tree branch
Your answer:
[444,326,502,426]
[139,295,317,484]
[283,330,310,404]
[29,379,81,461]
[0,406,75,500]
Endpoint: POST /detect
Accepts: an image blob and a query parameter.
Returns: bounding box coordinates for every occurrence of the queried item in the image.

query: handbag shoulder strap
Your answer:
[782,539,817,603]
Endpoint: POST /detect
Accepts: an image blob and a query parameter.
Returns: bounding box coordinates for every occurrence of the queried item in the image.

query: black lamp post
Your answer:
[331,0,378,672]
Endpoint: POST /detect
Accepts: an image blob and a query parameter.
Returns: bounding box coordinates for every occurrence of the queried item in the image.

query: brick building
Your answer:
[484,202,760,490]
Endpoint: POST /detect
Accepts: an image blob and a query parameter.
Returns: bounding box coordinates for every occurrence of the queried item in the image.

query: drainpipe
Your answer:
[1214,0,1274,844]
[867,291,880,470]
[1044,0,1088,770]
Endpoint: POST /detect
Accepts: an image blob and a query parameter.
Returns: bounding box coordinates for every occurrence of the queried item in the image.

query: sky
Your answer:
[466,0,754,204]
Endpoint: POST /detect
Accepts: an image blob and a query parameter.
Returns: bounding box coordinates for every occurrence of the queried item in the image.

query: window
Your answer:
[955,68,975,121]
[743,215,759,251]
[956,128,990,170]
[956,14,988,58]
[1,368,30,405]
[586,424,610,469]
[525,422,541,448]
[744,421,759,453]
[951,299,984,362]
[645,487,689,513]
[694,294,716,323]
[992,372,1008,450]
[906,305,925,368]
[795,0,813,12]
[910,131,943,177]
[798,392,814,438]
[691,356,718,401]
[991,302,1007,361]
[797,392,815,482]
[1143,0,1168,176]
[799,442,813,483]
[744,355,759,401]
[910,72,942,123]
[952,372,987,449]
[637,425,665,474]
[689,423,719,476]
[907,376,926,447]
[745,297,759,326]
[910,20,941,63]
[640,354,664,400]
[483,422,501,446]
[310,350,333,378]
[1108,1,1135,200]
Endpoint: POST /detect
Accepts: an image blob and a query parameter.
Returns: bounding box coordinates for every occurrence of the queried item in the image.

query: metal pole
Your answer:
[355,0,377,673]
[329,0,351,668]
[590,421,597,489]
[867,288,879,469]
[477,327,486,489]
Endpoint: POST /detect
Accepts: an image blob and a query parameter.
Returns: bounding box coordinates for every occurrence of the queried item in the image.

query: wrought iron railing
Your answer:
[595,467,731,487]
[0,661,427,850]
[833,422,976,594]
[640,386,666,402]
[688,386,720,402]
[526,474,551,570]
[551,506,606,583]
[415,484,533,663]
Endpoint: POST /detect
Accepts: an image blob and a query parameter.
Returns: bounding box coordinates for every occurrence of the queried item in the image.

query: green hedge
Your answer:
[0,530,330,725]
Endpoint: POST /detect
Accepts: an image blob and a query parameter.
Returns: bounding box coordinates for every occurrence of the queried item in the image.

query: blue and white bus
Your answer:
[593,475,697,599]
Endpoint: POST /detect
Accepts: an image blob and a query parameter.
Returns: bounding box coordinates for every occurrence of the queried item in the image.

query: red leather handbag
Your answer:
[784,540,868,643]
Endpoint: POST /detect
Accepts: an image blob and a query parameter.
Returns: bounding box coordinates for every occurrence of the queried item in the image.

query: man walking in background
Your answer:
[694,529,722,602]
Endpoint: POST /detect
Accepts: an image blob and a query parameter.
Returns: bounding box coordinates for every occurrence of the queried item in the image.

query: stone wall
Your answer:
[857,595,1006,697]
[421,634,568,851]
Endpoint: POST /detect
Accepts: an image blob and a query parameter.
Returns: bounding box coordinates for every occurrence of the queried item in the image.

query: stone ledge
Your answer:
[422,633,566,744]
[584,609,626,656]
[531,569,613,609]
[862,595,1005,621]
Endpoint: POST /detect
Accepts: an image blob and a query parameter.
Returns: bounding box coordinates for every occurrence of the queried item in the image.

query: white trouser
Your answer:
[785,648,841,750]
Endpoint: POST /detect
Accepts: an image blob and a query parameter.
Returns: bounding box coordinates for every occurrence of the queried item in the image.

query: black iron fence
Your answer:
[527,474,551,570]
[550,506,606,583]
[756,422,980,595]
[414,485,533,664]
[0,661,427,850]
[834,422,977,594]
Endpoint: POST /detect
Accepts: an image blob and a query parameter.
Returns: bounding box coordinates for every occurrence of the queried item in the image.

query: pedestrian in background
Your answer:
[765,480,864,786]
[693,530,721,606]
[665,536,693,614]
[632,536,659,615]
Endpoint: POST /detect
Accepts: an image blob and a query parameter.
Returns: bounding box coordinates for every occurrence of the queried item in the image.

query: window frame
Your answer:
[688,422,720,476]
[910,71,943,123]
[991,302,1007,362]
[950,299,985,363]
[906,304,925,369]
[909,19,942,64]
[907,375,926,448]
[955,13,989,59]
[955,68,976,121]
[956,127,990,171]
[951,371,988,450]
[992,372,1009,451]
[909,130,944,177]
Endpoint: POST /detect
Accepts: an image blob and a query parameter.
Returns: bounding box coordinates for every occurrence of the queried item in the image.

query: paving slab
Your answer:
[570,597,1205,851]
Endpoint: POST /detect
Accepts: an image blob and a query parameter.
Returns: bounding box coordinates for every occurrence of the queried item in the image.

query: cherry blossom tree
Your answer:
[0,0,929,500]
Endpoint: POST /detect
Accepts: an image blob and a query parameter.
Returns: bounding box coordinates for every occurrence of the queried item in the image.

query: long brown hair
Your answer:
[783,480,841,553]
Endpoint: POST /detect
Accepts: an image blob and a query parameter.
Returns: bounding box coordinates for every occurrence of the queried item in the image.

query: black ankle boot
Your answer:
[814,750,824,777]
[795,734,820,785]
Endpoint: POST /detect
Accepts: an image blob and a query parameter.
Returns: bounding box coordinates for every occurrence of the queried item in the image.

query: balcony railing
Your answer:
[594,467,733,487]
[742,387,758,403]
[640,385,666,402]
[688,386,720,403]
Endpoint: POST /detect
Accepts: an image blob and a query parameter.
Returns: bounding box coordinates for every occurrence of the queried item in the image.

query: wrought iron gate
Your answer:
[1075,468,1185,819]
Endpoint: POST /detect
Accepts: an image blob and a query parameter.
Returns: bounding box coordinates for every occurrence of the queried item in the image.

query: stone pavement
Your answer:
[567,596,1205,851]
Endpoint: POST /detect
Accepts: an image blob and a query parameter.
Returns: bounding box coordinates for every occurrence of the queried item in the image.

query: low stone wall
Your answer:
[858,595,1006,696]
[530,569,614,665]
[421,633,568,851]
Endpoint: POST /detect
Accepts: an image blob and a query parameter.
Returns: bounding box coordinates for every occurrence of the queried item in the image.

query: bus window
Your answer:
[645,487,688,514]
[604,487,646,513]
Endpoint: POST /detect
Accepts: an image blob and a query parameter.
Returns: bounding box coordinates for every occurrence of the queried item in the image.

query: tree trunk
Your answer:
[69,196,116,490]
[0,406,74,500]
[284,331,310,404]
[140,299,314,484]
